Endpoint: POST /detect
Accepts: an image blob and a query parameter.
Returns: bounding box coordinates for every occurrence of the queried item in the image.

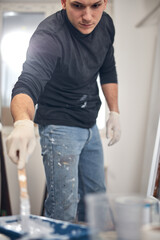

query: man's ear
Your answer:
[61,0,67,9]
[104,0,108,9]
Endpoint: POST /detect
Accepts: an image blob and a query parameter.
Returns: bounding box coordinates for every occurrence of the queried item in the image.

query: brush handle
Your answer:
[18,168,30,215]
[18,168,28,198]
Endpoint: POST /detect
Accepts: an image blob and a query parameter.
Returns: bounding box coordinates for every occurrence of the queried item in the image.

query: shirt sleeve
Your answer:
[99,45,118,85]
[99,14,118,85]
[12,29,61,105]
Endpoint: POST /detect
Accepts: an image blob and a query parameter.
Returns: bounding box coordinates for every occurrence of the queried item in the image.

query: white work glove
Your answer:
[106,111,121,146]
[6,119,36,169]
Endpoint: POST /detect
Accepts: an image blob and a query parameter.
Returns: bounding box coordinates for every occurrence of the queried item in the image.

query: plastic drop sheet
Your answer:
[0,215,90,240]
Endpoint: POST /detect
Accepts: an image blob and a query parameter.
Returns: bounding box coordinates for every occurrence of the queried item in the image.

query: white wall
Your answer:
[105,0,160,195]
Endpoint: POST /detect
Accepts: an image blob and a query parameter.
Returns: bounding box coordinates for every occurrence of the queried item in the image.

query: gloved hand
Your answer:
[6,119,36,169]
[106,111,121,146]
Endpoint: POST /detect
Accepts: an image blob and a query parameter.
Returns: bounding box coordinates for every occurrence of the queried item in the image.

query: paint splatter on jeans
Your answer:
[39,124,106,222]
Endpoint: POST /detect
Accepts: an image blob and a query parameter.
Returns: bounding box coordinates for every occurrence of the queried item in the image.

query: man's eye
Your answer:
[92,3,101,8]
[72,4,83,9]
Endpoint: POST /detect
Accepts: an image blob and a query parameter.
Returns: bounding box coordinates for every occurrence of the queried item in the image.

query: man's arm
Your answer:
[101,83,121,146]
[6,94,36,169]
[101,83,119,113]
[11,94,35,122]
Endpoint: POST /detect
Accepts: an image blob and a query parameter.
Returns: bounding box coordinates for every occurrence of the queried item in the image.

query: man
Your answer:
[6,0,121,222]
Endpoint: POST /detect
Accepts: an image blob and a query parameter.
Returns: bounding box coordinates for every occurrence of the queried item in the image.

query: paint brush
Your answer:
[18,168,30,215]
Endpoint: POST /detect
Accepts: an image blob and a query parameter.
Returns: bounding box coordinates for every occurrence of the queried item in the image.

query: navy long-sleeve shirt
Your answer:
[12,10,118,128]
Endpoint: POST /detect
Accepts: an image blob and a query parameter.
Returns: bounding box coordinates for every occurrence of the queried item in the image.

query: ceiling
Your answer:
[0,0,56,2]
[136,1,160,27]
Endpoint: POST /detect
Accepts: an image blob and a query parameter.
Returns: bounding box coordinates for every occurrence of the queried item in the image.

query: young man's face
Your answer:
[61,0,107,34]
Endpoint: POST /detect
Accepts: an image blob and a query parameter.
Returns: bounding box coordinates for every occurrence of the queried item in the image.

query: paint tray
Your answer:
[0,215,91,240]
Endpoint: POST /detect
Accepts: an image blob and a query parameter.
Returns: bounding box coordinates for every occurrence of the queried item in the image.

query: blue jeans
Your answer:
[39,124,106,222]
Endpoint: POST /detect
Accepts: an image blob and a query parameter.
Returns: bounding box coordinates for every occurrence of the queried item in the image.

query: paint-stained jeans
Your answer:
[39,124,106,222]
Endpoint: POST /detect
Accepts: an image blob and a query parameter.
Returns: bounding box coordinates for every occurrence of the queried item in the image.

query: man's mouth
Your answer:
[80,23,94,28]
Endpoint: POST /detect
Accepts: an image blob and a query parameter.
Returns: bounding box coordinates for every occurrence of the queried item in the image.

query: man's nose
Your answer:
[82,7,92,22]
